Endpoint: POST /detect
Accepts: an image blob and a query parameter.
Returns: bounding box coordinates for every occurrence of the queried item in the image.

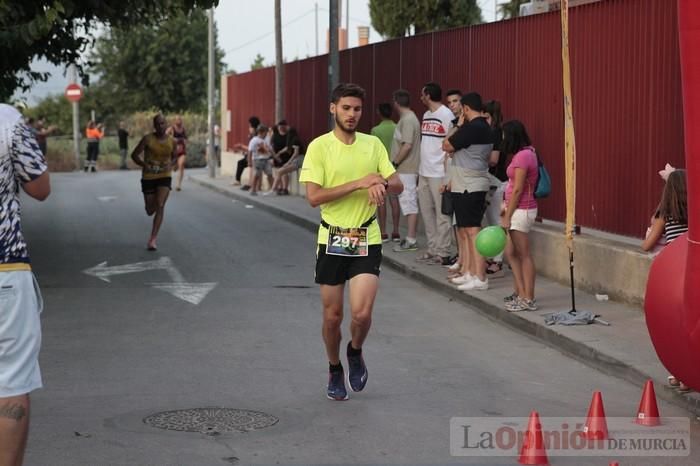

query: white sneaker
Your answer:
[450,273,473,285]
[459,277,489,291]
[447,262,461,272]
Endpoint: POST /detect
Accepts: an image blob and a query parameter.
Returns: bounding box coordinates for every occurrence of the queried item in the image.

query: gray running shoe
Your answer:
[393,239,418,252]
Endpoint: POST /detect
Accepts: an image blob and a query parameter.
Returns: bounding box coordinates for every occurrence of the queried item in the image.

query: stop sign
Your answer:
[65,83,83,102]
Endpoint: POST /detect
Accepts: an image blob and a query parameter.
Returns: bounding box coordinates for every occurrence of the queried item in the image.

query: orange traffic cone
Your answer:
[635,380,661,426]
[609,462,620,466]
[584,391,609,440]
[518,411,549,465]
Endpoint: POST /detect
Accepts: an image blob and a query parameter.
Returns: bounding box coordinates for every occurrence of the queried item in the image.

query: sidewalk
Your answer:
[189,172,700,417]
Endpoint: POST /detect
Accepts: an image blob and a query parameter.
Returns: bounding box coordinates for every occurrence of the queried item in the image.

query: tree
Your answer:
[0,0,218,101]
[369,0,482,38]
[251,54,266,71]
[89,10,226,114]
[499,0,529,19]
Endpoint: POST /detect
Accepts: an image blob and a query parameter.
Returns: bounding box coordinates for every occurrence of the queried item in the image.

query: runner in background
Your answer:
[131,114,177,251]
[168,115,188,191]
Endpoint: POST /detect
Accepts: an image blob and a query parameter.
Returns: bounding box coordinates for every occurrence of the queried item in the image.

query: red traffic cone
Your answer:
[518,411,549,465]
[609,462,620,466]
[635,380,661,426]
[583,391,609,440]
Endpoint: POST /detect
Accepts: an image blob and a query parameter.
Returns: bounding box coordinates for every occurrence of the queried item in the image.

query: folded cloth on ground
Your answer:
[544,310,599,326]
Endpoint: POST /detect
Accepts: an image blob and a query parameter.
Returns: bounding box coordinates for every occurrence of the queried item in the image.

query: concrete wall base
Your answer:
[530,222,652,307]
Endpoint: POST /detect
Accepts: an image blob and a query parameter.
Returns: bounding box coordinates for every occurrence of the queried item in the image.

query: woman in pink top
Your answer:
[500,120,539,312]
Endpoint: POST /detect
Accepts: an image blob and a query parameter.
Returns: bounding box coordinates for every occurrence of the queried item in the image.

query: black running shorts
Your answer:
[141,177,172,194]
[315,244,382,285]
[452,190,487,227]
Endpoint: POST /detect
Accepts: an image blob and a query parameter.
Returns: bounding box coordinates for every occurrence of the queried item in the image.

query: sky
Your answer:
[217,0,501,73]
[15,0,502,104]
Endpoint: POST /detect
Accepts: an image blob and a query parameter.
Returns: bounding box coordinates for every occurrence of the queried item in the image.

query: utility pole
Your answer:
[69,64,80,171]
[315,3,319,56]
[207,8,216,178]
[345,0,349,47]
[274,0,284,123]
[328,0,339,129]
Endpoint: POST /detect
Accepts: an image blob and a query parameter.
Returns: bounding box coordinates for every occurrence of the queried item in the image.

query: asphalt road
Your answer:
[18,170,699,465]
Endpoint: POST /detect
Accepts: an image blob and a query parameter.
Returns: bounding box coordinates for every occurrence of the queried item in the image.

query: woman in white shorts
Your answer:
[500,120,539,312]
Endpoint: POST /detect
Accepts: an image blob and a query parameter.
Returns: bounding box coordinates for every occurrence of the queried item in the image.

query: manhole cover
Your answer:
[143,408,278,434]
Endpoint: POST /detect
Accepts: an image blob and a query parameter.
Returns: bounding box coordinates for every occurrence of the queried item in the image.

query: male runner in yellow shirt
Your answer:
[131,114,177,251]
[300,83,403,400]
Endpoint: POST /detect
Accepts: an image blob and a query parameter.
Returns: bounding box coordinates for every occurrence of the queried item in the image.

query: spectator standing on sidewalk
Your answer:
[445,89,463,125]
[118,121,129,170]
[500,120,539,312]
[33,116,56,157]
[642,169,688,251]
[300,83,402,401]
[417,82,454,265]
[0,103,51,466]
[442,92,494,292]
[444,88,464,272]
[483,100,507,277]
[232,116,260,189]
[84,120,104,172]
[390,90,422,252]
[371,103,401,243]
[640,169,689,392]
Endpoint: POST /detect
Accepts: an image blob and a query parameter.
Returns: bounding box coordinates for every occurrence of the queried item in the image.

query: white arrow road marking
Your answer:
[97,196,117,202]
[245,205,254,209]
[149,282,218,305]
[83,257,173,283]
[82,257,217,304]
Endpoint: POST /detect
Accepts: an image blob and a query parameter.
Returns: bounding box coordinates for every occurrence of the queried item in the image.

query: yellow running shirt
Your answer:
[142,133,175,180]
[300,131,395,245]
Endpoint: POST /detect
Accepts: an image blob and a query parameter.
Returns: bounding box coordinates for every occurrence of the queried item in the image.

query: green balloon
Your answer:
[475,226,507,258]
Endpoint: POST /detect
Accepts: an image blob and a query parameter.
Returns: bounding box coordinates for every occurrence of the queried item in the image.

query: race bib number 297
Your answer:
[326,226,368,257]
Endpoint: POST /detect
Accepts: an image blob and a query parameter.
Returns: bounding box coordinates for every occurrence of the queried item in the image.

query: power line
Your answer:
[224,8,316,54]
[316,6,368,25]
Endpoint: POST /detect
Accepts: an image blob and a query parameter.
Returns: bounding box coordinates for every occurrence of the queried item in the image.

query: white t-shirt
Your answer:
[419,105,453,178]
[248,136,269,160]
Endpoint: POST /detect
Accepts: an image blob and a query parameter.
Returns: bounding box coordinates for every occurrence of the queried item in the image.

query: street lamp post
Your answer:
[328,0,339,129]
[207,8,216,178]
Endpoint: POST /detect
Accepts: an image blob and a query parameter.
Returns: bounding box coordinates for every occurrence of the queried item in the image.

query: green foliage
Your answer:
[498,0,529,19]
[89,10,225,114]
[369,0,482,38]
[250,53,266,71]
[0,0,219,101]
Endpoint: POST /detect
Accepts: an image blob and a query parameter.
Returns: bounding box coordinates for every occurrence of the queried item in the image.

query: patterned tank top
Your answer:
[664,219,688,244]
[142,133,174,180]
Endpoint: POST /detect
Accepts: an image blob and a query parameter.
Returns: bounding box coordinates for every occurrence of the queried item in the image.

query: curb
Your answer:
[190,175,700,417]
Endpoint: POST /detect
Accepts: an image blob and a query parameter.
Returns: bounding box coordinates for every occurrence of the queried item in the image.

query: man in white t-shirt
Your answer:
[417,82,454,265]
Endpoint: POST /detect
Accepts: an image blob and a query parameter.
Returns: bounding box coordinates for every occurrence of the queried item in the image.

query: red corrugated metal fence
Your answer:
[225,0,684,238]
